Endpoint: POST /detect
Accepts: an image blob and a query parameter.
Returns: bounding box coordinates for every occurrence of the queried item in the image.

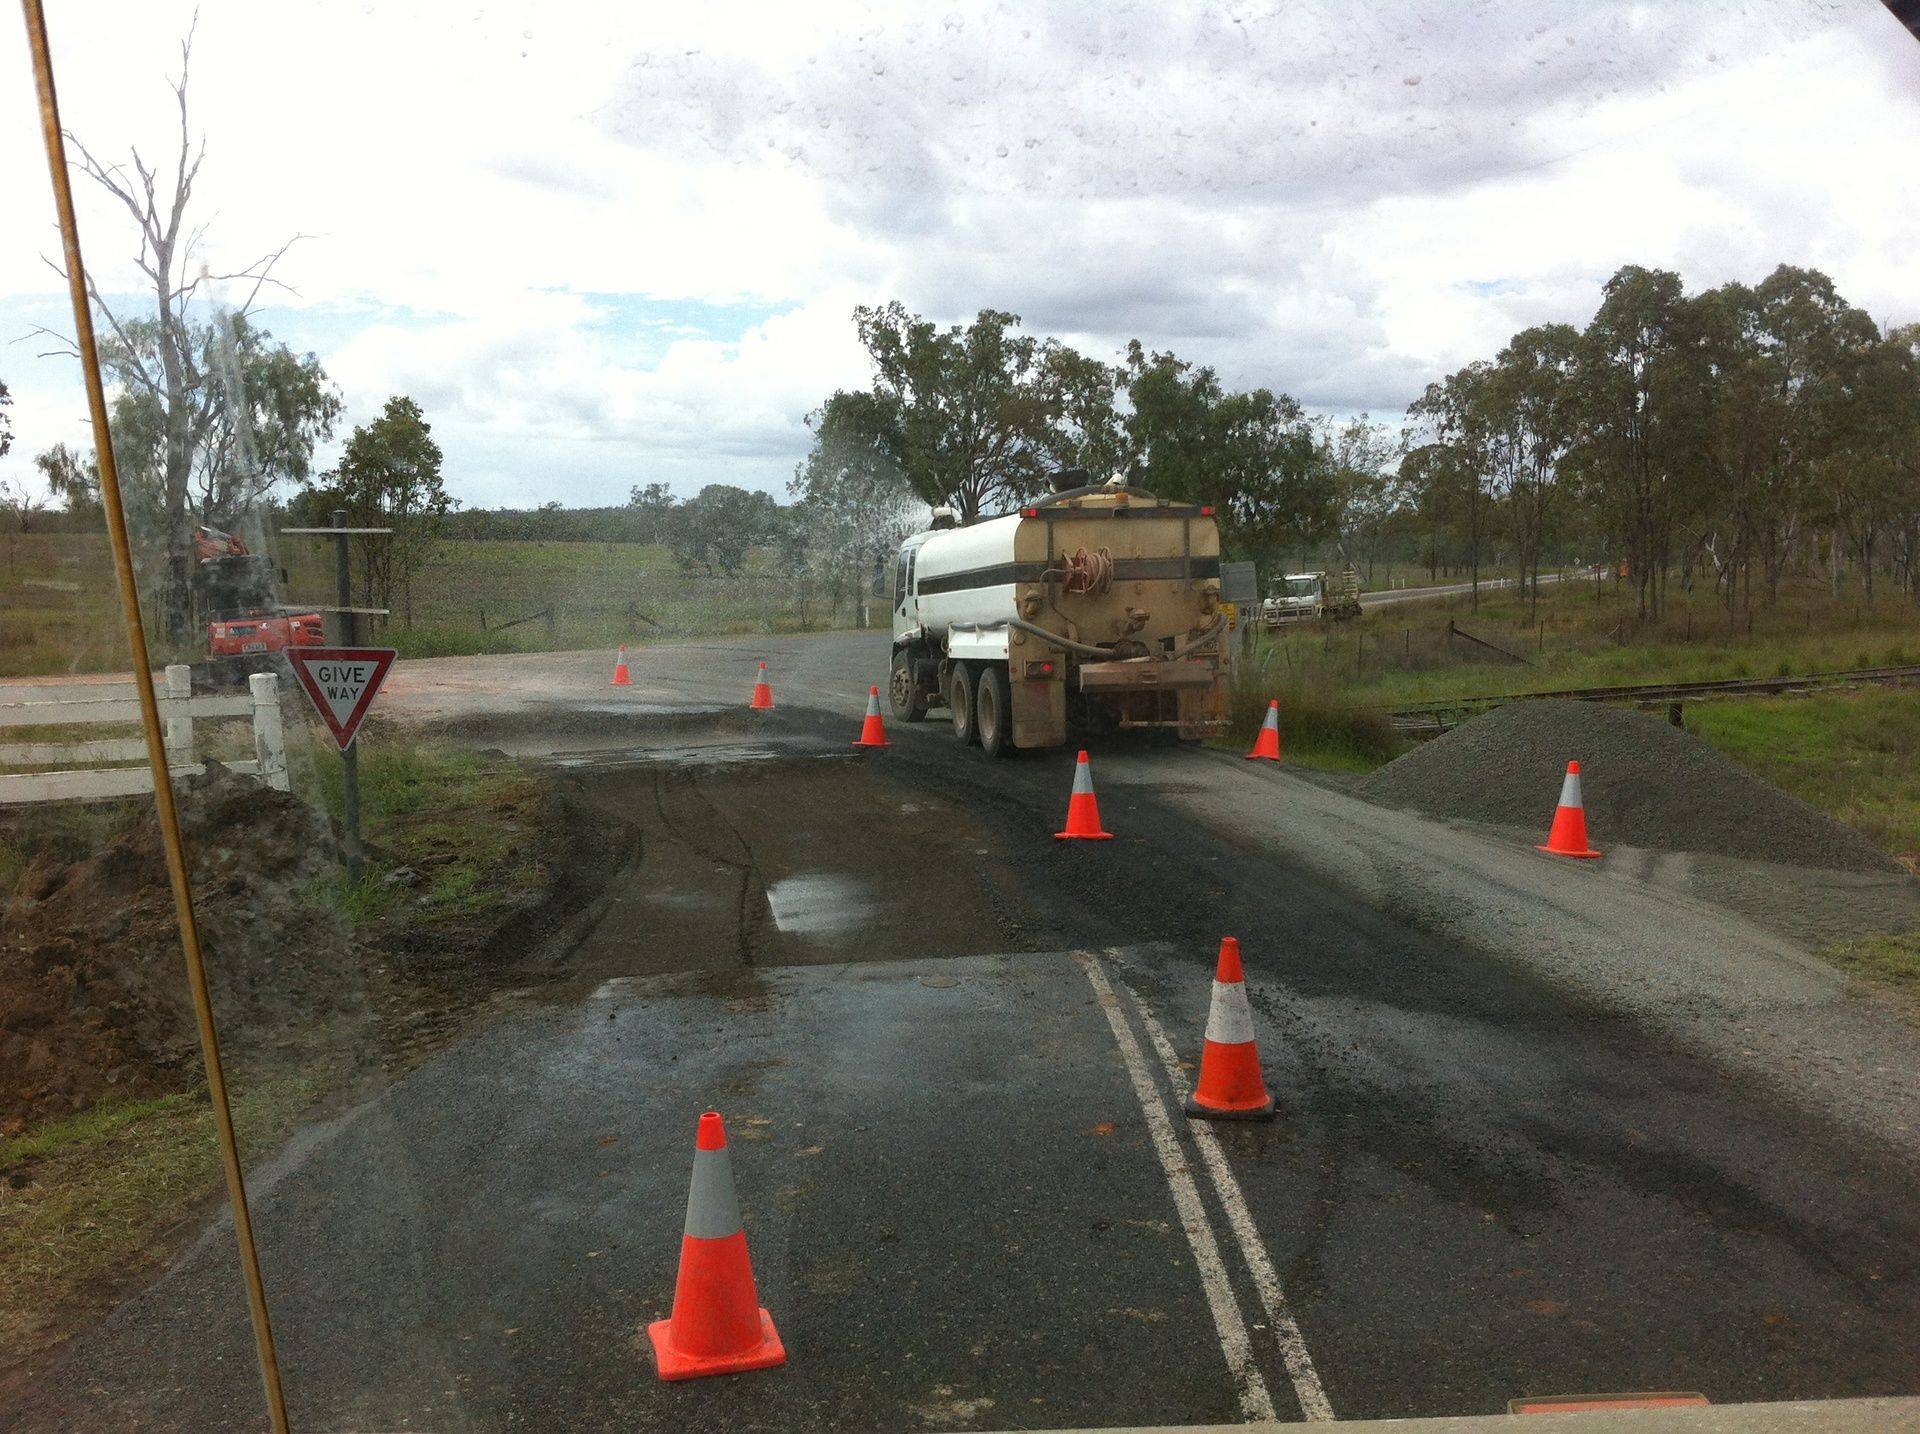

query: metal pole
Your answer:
[332,510,362,880]
[333,509,352,640]
[19,5,289,1427]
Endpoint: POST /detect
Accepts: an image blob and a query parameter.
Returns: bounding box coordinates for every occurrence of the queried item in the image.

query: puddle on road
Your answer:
[568,701,728,718]
[765,873,876,938]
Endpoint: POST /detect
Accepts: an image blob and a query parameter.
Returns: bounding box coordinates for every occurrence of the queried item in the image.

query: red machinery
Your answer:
[193,525,327,661]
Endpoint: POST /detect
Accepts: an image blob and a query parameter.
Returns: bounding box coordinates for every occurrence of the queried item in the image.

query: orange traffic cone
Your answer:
[1536,760,1601,859]
[611,646,633,687]
[1244,700,1282,761]
[852,685,890,748]
[749,662,774,710]
[1185,937,1275,1120]
[1053,749,1114,840]
[647,1111,787,1381]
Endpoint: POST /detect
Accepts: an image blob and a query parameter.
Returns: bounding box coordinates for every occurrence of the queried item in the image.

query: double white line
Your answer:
[1077,950,1334,1424]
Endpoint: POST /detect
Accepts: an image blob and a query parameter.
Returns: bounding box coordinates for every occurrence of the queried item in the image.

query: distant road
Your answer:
[1360,570,1568,610]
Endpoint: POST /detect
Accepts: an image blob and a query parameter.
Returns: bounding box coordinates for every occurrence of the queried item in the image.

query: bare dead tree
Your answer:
[31,17,304,639]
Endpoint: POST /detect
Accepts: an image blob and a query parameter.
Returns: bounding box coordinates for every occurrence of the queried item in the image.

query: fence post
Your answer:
[163,663,193,771]
[250,671,289,792]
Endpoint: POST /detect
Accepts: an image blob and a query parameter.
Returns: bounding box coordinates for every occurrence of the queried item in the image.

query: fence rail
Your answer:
[0,665,290,805]
[1388,662,1920,734]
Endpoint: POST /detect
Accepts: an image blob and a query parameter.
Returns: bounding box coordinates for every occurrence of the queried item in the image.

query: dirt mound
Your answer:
[1,766,358,1131]
[1359,700,1905,875]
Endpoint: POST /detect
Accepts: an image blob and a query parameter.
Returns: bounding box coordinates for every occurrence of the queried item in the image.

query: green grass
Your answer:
[1223,575,1920,859]
[1687,692,1920,859]
[1323,572,1920,711]
[0,1069,331,1364]
[298,737,549,932]
[1221,658,1405,773]
[1819,931,1920,1005]
[0,531,194,678]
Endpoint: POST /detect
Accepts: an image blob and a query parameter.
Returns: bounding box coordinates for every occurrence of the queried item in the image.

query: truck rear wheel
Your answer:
[949,663,980,746]
[975,663,1014,758]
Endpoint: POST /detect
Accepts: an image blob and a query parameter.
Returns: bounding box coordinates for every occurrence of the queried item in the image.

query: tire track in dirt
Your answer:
[646,768,769,968]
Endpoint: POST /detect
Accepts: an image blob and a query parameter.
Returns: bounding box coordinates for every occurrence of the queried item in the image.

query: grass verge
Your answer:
[1220,663,1405,772]
[0,1067,333,1378]
[1,732,561,1386]
[1686,692,1920,862]
[1819,931,1920,1011]
[299,735,552,936]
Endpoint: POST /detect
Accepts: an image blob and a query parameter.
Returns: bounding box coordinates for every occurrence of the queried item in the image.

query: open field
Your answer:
[0,530,877,675]
[281,535,875,656]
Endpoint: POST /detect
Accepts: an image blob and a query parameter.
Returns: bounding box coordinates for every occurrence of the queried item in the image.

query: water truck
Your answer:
[888,473,1231,756]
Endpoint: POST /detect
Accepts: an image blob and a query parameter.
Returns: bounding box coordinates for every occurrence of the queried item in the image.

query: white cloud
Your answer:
[4,0,1920,507]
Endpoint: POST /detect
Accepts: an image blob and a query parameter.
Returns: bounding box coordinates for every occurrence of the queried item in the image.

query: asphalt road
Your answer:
[12,631,1920,1431]
[1357,572,1566,610]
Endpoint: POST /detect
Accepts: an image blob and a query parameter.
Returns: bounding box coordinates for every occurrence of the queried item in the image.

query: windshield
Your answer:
[7,4,1920,1432]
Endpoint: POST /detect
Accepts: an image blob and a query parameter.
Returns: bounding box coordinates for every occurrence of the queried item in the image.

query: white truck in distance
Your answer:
[888,474,1231,756]
[1259,569,1362,626]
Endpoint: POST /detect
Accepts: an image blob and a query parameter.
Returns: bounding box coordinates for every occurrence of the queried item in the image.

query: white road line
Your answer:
[1075,951,1279,1425]
[1118,963,1337,1422]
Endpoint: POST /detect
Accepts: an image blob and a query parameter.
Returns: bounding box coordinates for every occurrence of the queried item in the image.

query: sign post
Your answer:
[288,647,396,879]
[277,511,394,880]
[1219,560,1259,662]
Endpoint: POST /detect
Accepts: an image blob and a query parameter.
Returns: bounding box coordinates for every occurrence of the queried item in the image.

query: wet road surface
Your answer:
[12,634,1920,1429]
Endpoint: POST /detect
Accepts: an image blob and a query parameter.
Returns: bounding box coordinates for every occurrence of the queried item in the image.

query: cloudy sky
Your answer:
[2,1,1918,512]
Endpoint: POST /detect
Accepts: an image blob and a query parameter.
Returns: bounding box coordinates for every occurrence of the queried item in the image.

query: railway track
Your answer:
[1389,662,1920,734]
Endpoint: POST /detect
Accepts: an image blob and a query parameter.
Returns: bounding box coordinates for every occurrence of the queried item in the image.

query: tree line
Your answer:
[801,301,1381,570]
[1402,264,1920,619]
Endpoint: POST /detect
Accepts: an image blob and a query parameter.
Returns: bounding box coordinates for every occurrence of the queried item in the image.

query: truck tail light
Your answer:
[1025,660,1056,679]
[1200,504,1215,516]
[1021,507,1039,518]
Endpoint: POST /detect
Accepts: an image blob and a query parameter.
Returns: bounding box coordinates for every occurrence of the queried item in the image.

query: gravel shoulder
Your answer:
[1100,747,1920,1163]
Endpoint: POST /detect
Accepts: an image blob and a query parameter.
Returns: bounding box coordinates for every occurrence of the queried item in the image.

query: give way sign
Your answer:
[287,647,397,750]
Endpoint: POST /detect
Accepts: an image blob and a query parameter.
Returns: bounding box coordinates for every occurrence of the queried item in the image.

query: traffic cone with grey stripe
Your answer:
[647,1111,787,1381]
[1185,937,1276,1120]
[852,685,890,747]
[1244,700,1282,761]
[749,662,775,710]
[610,646,632,686]
[1536,760,1602,859]
[1053,749,1114,840]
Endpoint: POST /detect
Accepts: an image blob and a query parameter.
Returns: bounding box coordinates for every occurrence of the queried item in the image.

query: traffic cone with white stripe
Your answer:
[852,685,890,747]
[1053,749,1114,840]
[749,662,775,710]
[610,646,632,687]
[1536,760,1602,859]
[1185,937,1275,1120]
[647,1111,786,1381]
[1244,700,1282,761]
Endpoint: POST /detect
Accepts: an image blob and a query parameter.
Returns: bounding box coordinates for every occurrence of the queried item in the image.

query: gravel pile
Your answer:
[1359,699,1903,875]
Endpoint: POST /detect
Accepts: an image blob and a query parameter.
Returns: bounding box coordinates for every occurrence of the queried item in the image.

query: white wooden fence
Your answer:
[0,665,289,805]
